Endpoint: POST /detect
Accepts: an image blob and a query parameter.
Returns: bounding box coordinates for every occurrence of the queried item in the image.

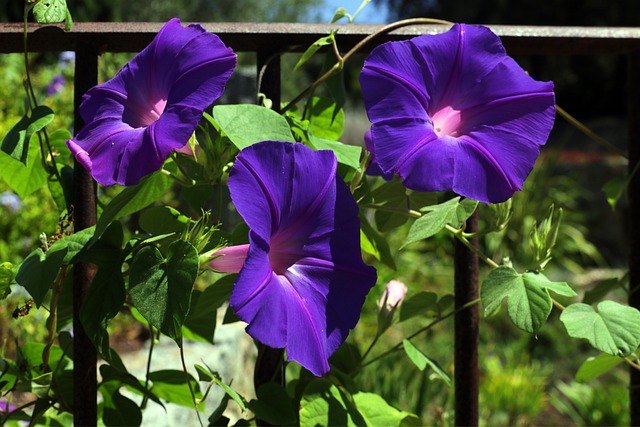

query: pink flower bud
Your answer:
[379,280,408,313]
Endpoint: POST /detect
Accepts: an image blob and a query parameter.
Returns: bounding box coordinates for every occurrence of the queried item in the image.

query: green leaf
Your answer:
[0,262,14,299]
[148,370,202,408]
[373,180,436,232]
[353,392,420,427]
[248,383,297,425]
[139,205,190,236]
[575,353,624,383]
[481,266,576,334]
[308,136,361,171]
[99,364,164,407]
[0,132,47,198]
[101,382,142,427]
[305,97,344,140]
[15,246,68,307]
[360,214,396,270]
[403,197,478,248]
[299,378,363,427]
[210,372,247,412]
[129,241,199,342]
[48,226,95,264]
[1,106,54,165]
[93,171,172,243]
[32,0,68,23]
[330,7,351,23]
[213,105,295,150]
[182,275,234,343]
[399,292,438,322]
[560,300,640,357]
[602,176,625,209]
[293,34,335,72]
[402,340,451,385]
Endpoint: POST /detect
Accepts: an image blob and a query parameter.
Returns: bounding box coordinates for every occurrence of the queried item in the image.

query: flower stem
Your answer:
[445,224,499,268]
[361,203,422,218]
[360,298,481,369]
[179,339,204,427]
[556,104,626,158]
[282,18,453,113]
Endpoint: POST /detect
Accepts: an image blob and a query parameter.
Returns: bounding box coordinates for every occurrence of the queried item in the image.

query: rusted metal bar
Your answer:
[72,42,98,426]
[454,211,480,426]
[628,49,640,426]
[2,23,640,55]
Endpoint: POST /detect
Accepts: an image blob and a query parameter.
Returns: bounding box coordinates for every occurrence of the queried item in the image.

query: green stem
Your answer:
[360,333,380,362]
[140,326,158,410]
[556,104,626,159]
[179,340,204,427]
[350,0,371,23]
[282,18,453,113]
[445,224,499,268]
[361,298,481,369]
[361,203,422,218]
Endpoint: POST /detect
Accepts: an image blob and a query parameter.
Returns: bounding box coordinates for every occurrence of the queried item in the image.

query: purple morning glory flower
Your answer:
[209,141,376,376]
[360,24,555,204]
[66,18,236,186]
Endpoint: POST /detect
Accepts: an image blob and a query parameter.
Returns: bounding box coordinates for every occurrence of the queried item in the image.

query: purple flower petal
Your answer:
[66,18,236,186]
[223,141,376,376]
[360,24,555,203]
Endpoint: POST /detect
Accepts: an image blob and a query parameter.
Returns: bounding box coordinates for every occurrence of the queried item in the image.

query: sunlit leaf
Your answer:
[402,340,450,385]
[575,353,624,383]
[1,106,54,166]
[293,33,335,72]
[561,300,640,357]
[482,266,576,334]
[213,104,295,150]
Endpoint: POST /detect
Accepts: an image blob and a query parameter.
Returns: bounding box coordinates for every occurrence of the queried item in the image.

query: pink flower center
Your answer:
[431,105,462,138]
[269,233,302,275]
[124,98,168,128]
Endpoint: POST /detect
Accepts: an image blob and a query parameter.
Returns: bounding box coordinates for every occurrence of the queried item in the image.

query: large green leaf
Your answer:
[299,378,363,426]
[139,205,190,236]
[1,106,54,166]
[15,246,67,307]
[79,225,125,358]
[100,382,142,427]
[248,383,297,425]
[360,214,396,270]
[129,241,199,342]
[402,197,478,248]
[305,96,344,141]
[560,300,640,357]
[399,292,438,322]
[481,266,576,334]
[93,171,172,243]
[575,353,624,383]
[307,136,361,171]
[0,133,47,198]
[213,104,295,150]
[353,392,420,427]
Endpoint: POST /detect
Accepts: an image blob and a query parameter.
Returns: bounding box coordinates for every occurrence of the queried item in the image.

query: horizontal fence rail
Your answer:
[1,21,640,426]
[1,22,640,54]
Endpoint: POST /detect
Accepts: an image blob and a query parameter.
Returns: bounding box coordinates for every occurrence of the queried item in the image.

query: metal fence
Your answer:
[1,21,640,425]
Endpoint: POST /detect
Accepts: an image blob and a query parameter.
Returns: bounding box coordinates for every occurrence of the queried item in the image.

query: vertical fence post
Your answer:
[73,42,98,426]
[253,46,284,422]
[454,210,480,426]
[628,49,640,425]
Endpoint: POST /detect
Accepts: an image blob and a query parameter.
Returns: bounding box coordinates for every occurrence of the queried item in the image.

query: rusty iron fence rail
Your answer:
[1,22,640,426]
